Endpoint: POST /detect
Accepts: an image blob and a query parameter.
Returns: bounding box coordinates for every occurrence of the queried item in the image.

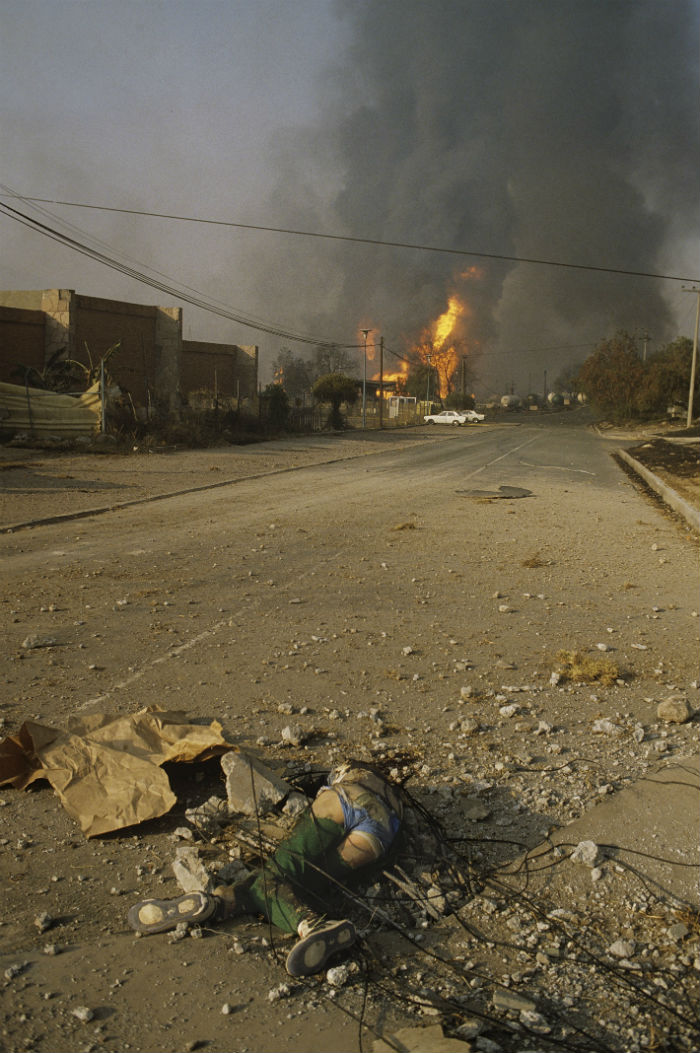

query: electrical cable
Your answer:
[4,191,698,283]
[0,200,344,348]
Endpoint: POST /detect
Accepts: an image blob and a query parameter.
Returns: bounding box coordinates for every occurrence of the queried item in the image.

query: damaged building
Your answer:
[0,288,258,426]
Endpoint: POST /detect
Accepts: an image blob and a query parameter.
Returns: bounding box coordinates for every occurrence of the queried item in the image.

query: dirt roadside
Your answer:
[0,420,698,1053]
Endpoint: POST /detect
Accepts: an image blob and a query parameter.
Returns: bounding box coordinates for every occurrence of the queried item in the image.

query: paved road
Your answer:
[3,417,696,733]
[2,416,698,1053]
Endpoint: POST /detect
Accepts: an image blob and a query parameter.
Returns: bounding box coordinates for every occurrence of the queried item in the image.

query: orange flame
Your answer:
[433,295,465,349]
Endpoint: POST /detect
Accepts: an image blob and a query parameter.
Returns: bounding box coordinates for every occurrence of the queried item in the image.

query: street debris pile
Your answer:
[151,746,699,1053]
[36,734,693,1053]
[1,647,698,1052]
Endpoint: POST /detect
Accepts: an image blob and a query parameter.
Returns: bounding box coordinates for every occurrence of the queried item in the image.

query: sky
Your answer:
[1,0,698,397]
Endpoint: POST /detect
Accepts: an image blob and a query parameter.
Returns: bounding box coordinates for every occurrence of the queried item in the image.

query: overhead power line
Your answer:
[0,199,345,348]
[4,192,697,284]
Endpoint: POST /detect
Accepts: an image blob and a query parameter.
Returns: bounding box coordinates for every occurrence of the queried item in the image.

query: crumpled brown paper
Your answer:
[0,708,236,837]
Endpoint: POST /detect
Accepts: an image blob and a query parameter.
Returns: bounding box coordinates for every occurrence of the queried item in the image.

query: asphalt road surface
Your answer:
[1,416,698,1053]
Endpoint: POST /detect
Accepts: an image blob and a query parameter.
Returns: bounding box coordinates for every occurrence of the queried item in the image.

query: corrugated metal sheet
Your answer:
[0,381,101,437]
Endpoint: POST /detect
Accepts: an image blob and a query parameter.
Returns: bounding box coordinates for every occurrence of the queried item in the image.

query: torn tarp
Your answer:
[0,708,237,837]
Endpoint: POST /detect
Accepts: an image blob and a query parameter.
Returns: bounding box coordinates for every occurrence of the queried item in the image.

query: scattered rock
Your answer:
[172,845,214,893]
[4,962,28,980]
[34,912,53,934]
[608,939,636,958]
[570,840,601,867]
[373,1023,474,1052]
[268,982,292,1002]
[592,718,623,736]
[656,695,693,724]
[222,751,291,815]
[492,987,536,1012]
[21,633,57,649]
[326,964,351,987]
[280,724,307,747]
[71,1006,95,1023]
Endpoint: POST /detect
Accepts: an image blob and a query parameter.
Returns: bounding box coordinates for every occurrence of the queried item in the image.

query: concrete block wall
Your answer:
[155,307,182,415]
[0,289,256,416]
[41,289,75,362]
[0,304,46,383]
[181,340,258,401]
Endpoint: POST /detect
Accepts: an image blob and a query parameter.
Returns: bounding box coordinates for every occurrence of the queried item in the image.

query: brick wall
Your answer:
[181,341,258,401]
[0,289,254,416]
[0,305,46,383]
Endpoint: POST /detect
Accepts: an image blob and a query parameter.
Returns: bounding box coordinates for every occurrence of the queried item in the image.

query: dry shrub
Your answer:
[553,649,620,686]
[521,552,547,568]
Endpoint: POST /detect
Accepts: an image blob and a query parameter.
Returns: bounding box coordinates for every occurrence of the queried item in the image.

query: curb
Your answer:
[617,448,700,532]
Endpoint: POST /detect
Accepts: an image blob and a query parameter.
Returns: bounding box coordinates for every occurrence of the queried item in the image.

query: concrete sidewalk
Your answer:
[617,447,699,532]
[499,755,699,909]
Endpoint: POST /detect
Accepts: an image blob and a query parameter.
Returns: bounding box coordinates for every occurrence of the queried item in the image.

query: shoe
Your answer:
[285,918,356,977]
[127,891,219,935]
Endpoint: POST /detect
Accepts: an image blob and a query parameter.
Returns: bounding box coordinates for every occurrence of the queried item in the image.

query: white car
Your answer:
[424,409,484,426]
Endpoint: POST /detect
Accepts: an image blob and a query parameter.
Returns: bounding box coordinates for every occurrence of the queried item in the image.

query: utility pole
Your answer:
[361,329,371,430]
[426,352,432,408]
[379,336,384,429]
[684,287,699,428]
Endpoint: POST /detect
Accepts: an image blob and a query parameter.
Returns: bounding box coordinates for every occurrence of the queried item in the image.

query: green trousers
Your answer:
[238,811,358,934]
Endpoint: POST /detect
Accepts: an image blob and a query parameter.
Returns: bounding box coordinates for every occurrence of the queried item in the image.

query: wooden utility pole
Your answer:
[379,336,384,429]
[685,287,699,428]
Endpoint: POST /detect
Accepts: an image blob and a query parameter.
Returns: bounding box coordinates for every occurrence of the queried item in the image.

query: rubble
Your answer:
[221,750,291,815]
[657,695,694,723]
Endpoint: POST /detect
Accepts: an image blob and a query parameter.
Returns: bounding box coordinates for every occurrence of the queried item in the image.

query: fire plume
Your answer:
[433,295,465,349]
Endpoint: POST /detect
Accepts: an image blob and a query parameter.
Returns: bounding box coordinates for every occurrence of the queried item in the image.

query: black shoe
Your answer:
[127,892,219,935]
[285,918,356,977]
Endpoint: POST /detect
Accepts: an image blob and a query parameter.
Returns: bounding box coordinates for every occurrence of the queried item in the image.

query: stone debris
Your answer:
[71,1006,95,1023]
[592,718,623,736]
[283,791,308,817]
[184,796,229,833]
[570,840,601,867]
[268,982,292,1002]
[222,750,291,815]
[326,964,351,987]
[172,845,214,893]
[34,912,53,933]
[492,988,536,1013]
[656,695,693,723]
[373,1023,475,1052]
[519,1008,551,1034]
[608,939,636,958]
[280,724,307,747]
[4,962,28,981]
[21,633,57,649]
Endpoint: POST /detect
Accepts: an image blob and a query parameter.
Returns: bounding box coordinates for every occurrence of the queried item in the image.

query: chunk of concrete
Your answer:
[172,845,213,893]
[221,751,291,815]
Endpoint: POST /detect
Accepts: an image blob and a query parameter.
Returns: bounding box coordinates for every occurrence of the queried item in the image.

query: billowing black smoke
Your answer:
[261,0,699,394]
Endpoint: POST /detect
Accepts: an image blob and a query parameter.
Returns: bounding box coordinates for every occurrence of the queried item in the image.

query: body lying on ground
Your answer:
[128,763,404,976]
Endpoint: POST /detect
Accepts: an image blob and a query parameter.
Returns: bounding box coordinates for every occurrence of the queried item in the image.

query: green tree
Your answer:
[311,373,359,429]
[637,337,696,416]
[577,331,645,419]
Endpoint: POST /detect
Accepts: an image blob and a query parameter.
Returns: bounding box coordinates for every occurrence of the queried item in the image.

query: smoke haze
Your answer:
[252,0,699,393]
[1,1,697,397]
